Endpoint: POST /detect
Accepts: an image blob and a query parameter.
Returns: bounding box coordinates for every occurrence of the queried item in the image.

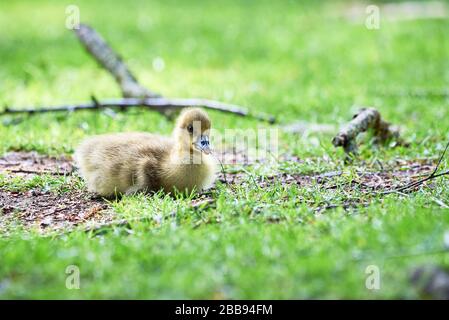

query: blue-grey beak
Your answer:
[195,135,211,154]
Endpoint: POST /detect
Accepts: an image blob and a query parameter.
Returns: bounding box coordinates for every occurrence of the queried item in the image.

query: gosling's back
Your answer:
[74,132,172,196]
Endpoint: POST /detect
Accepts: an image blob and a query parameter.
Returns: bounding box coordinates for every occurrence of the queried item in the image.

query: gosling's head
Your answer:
[173,108,211,154]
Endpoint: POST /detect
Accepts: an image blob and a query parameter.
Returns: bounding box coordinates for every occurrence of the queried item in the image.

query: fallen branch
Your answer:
[332,107,405,155]
[74,24,160,100]
[72,23,275,123]
[0,97,275,123]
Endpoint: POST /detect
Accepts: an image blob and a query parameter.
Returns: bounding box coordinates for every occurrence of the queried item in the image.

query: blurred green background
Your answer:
[0,0,448,299]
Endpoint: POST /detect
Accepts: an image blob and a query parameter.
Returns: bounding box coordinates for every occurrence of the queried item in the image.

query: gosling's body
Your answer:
[74,109,216,197]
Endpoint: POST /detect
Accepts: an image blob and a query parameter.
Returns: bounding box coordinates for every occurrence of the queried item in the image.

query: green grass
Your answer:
[0,0,449,299]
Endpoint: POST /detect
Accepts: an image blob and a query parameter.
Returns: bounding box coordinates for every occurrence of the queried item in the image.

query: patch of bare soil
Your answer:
[0,189,112,232]
[217,159,436,192]
[0,151,440,232]
[0,151,112,232]
[0,151,74,177]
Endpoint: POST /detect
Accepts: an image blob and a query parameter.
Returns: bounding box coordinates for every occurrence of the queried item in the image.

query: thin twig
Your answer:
[0,97,275,123]
[382,139,449,194]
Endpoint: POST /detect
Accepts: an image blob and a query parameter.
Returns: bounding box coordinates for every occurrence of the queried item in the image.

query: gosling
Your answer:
[74,108,217,197]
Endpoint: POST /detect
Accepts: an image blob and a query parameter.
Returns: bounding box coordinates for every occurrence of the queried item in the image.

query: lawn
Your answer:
[0,0,448,299]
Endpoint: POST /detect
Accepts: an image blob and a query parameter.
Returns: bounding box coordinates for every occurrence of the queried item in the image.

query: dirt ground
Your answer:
[0,151,436,233]
[0,188,111,232]
[0,151,74,177]
[0,152,112,232]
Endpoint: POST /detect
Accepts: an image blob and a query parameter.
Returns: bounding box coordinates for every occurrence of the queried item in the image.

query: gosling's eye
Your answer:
[187,124,193,134]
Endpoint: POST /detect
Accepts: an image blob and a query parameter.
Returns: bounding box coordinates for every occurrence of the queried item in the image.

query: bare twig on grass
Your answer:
[332,107,406,155]
[0,97,275,123]
[381,140,449,194]
[0,23,275,123]
[71,23,275,123]
[74,24,160,100]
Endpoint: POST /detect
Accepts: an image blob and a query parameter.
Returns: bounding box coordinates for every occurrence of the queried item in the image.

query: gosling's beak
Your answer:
[195,135,211,154]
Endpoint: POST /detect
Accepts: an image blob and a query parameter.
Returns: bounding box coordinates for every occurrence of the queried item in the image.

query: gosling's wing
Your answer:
[74,132,174,195]
[74,132,171,169]
[134,134,174,160]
